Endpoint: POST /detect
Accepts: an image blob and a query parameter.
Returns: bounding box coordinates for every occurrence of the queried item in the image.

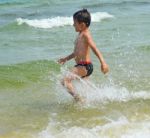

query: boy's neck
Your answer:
[79,28,89,34]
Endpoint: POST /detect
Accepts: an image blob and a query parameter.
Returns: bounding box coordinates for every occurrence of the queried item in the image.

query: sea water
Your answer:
[0,0,150,138]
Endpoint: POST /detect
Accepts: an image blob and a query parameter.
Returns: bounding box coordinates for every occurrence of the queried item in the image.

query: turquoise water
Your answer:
[0,0,150,138]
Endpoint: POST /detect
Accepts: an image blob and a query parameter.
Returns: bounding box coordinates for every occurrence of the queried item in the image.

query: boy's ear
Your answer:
[81,22,86,28]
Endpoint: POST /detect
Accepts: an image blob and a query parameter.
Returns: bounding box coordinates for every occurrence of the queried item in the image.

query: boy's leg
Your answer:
[62,66,87,101]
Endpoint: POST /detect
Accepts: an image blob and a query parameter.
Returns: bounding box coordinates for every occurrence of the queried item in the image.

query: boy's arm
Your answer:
[58,52,75,65]
[64,52,75,61]
[84,34,109,74]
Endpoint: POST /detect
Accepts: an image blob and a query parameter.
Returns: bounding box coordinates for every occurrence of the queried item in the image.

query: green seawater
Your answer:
[0,0,150,138]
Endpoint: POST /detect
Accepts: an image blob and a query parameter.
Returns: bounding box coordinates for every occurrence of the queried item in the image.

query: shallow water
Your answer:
[0,0,150,138]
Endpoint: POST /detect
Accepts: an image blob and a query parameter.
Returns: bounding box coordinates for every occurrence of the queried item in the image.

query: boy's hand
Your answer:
[58,58,66,65]
[101,63,109,74]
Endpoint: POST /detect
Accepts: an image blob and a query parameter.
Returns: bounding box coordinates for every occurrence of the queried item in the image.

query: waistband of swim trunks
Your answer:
[78,61,92,65]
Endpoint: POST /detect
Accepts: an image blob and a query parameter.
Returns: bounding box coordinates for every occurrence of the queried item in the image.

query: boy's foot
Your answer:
[74,94,86,104]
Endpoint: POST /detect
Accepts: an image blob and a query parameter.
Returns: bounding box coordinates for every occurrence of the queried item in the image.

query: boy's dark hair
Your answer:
[73,9,91,27]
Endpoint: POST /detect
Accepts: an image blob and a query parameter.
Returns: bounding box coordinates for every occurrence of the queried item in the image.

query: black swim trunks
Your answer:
[75,61,93,78]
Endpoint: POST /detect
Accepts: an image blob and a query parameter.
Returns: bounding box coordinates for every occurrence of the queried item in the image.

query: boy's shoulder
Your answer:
[81,30,92,41]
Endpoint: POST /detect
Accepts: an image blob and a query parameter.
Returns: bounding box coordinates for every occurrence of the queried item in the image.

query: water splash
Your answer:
[50,66,150,105]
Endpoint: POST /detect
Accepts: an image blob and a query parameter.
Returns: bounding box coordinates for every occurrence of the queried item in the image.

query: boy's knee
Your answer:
[61,77,71,86]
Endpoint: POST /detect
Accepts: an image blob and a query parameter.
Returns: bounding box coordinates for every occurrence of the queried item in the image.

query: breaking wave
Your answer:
[16,12,114,29]
[38,116,150,138]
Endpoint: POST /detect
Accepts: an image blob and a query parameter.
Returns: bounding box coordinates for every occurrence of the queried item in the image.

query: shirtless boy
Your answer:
[58,9,109,102]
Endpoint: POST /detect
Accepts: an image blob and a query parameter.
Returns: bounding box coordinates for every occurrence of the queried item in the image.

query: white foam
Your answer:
[121,121,150,138]
[92,116,129,132]
[72,78,150,105]
[38,119,56,138]
[16,16,72,29]
[91,12,114,22]
[38,130,54,138]
[16,12,114,28]
[38,115,150,138]
[56,127,99,138]
[39,127,99,138]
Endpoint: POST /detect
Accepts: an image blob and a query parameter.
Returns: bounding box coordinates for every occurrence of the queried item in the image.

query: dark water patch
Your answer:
[0,12,38,19]
[0,60,60,89]
[0,13,18,18]
[83,1,150,9]
[0,22,21,32]
[137,44,150,52]
[25,1,52,9]
[0,20,32,32]
[0,1,24,7]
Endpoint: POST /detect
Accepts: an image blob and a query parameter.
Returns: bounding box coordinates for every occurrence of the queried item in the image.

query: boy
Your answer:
[58,9,109,102]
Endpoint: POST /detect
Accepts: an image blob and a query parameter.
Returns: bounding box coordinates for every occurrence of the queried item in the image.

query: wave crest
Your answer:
[16,12,114,29]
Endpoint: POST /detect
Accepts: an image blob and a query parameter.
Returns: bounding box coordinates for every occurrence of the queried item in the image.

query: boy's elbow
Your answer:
[92,47,98,54]
[72,52,75,57]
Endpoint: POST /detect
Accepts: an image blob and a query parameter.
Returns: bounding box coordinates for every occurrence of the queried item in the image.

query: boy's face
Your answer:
[73,19,83,32]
